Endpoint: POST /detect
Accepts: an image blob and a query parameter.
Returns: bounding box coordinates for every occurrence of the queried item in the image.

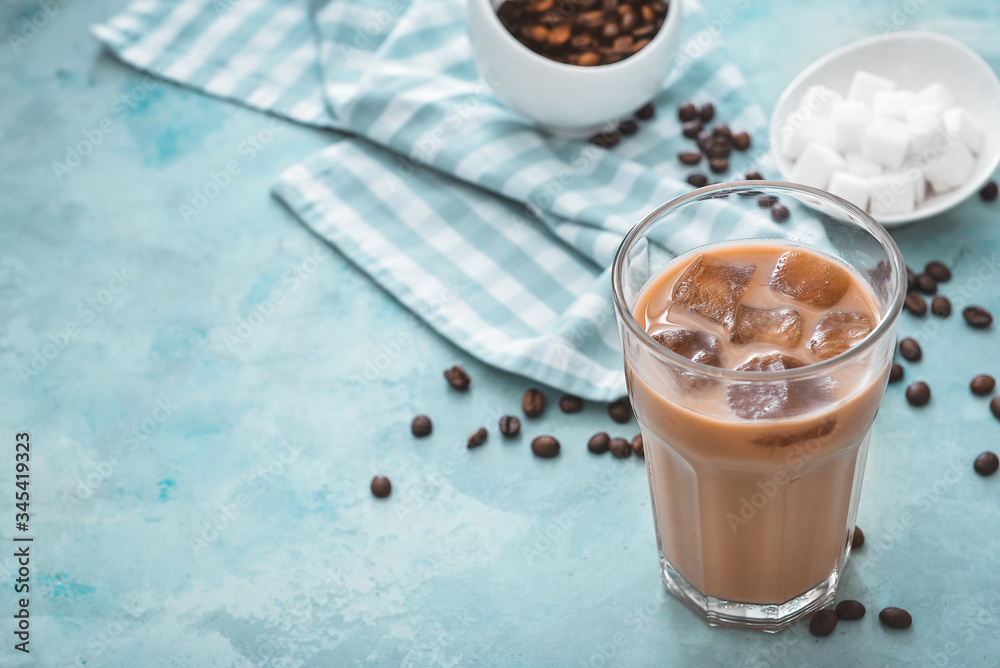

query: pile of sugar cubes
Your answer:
[779,70,986,216]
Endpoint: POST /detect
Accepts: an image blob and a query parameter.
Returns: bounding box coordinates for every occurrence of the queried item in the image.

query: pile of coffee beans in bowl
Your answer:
[496,0,669,66]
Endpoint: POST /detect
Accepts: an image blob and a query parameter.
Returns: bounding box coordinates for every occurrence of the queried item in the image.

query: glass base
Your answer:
[659,556,840,633]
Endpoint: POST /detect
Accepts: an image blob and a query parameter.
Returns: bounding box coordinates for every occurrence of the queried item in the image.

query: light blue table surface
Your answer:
[3,1,1000,666]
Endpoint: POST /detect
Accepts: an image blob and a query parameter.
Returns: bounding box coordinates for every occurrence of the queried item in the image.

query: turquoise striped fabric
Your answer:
[92,0,772,400]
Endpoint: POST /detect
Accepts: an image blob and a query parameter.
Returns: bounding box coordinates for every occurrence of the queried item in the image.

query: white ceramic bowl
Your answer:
[467,0,683,136]
[770,31,1000,227]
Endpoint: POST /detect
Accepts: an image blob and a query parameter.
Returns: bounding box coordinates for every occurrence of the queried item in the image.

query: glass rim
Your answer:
[611,180,907,381]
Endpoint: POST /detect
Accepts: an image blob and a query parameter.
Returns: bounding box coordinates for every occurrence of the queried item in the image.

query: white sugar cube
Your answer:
[831,101,872,154]
[847,70,897,106]
[916,83,956,112]
[828,171,871,210]
[873,90,917,120]
[846,152,883,177]
[907,167,927,203]
[869,173,916,215]
[797,84,843,118]
[943,107,984,154]
[907,105,946,157]
[791,143,847,190]
[780,116,833,160]
[922,140,976,193]
[862,117,911,170]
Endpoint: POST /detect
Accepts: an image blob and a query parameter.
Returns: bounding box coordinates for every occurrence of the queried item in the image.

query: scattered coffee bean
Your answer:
[904,292,927,316]
[889,363,904,383]
[924,261,951,282]
[836,600,866,621]
[809,609,838,636]
[699,102,715,123]
[757,194,777,208]
[444,365,471,391]
[906,381,931,406]
[371,475,392,498]
[531,435,560,458]
[899,338,922,362]
[709,157,728,173]
[468,427,488,448]
[879,607,912,629]
[970,374,995,396]
[499,414,521,437]
[608,397,633,423]
[974,451,999,476]
[618,119,639,136]
[711,123,731,140]
[677,101,696,122]
[990,396,1000,420]
[963,305,993,328]
[731,131,751,151]
[852,526,865,549]
[906,266,917,292]
[589,131,620,148]
[914,273,937,294]
[523,388,547,417]
[678,151,702,165]
[696,130,712,151]
[980,179,998,202]
[687,173,708,188]
[681,120,702,138]
[770,203,789,222]
[411,415,432,437]
[559,394,584,413]
[588,432,610,454]
[745,170,764,180]
[931,296,951,317]
[609,437,631,458]
[635,102,655,120]
[704,138,731,159]
[631,434,644,457]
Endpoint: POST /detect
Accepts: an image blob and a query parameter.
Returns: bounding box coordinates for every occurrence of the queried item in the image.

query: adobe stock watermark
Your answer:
[877,0,931,35]
[59,591,152,668]
[6,0,73,54]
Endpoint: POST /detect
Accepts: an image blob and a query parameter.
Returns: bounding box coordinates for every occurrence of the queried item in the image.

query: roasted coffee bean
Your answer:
[411,415,432,437]
[770,203,789,222]
[531,435,560,458]
[468,427,488,448]
[589,131,620,148]
[974,451,999,476]
[559,394,584,413]
[899,337,921,362]
[687,173,708,188]
[980,179,998,202]
[711,123,732,140]
[681,120,702,138]
[970,374,996,396]
[609,437,631,458]
[371,475,392,498]
[709,158,728,174]
[852,526,865,549]
[635,102,655,120]
[809,609,838,637]
[602,21,620,39]
[620,8,638,32]
[906,381,931,406]
[836,600,866,621]
[889,363,904,383]
[631,434,644,457]
[906,265,917,292]
[678,101,696,122]
[704,138,731,159]
[904,292,927,316]
[879,607,912,629]
[931,296,951,317]
[444,365,471,391]
[523,388,547,417]
[699,102,715,123]
[609,397,632,423]
[914,273,937,294]
[745,169,764,180]
[499,414,521,437]
[618,119,639,136]
[731,131,751,151]
[990,396,1000,420]
[757,195,777,208]
[696,130,712,151]
[588,432,610,454]
[924,260,951,282]
[963,305,993,328]
[678,151,702,165]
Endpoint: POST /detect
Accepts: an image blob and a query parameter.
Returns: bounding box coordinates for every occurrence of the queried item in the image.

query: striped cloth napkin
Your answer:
[92,0,770,400]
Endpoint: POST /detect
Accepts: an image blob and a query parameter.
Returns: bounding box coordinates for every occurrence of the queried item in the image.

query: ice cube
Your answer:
[730,305,804,347]
[798,84,843,118]
[809,311,875,360]
[790,142,846,190]
[846,70,897,106]
[672,255,755,330]
[652,329,723,367]
[873,89,917,120]
[943,107,984,154]
[907,105,946,157]
[828,171,871,210]
[862,117,911,170]
[922,140,975,193]
[727,354,833,419]
[780,117,834,161]
[769,250,851,308]
[916,82,955,112]
[869,172,916,215]
[831,100,872,154]
[846,152,883,177]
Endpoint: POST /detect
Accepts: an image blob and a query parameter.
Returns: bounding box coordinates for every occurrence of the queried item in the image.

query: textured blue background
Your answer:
[2,0,1000,666]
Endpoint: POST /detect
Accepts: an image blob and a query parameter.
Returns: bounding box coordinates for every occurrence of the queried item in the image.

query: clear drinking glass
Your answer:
[611,181,905,632]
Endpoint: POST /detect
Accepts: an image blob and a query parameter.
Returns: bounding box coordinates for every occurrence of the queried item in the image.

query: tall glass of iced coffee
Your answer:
[612,182,905,631]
